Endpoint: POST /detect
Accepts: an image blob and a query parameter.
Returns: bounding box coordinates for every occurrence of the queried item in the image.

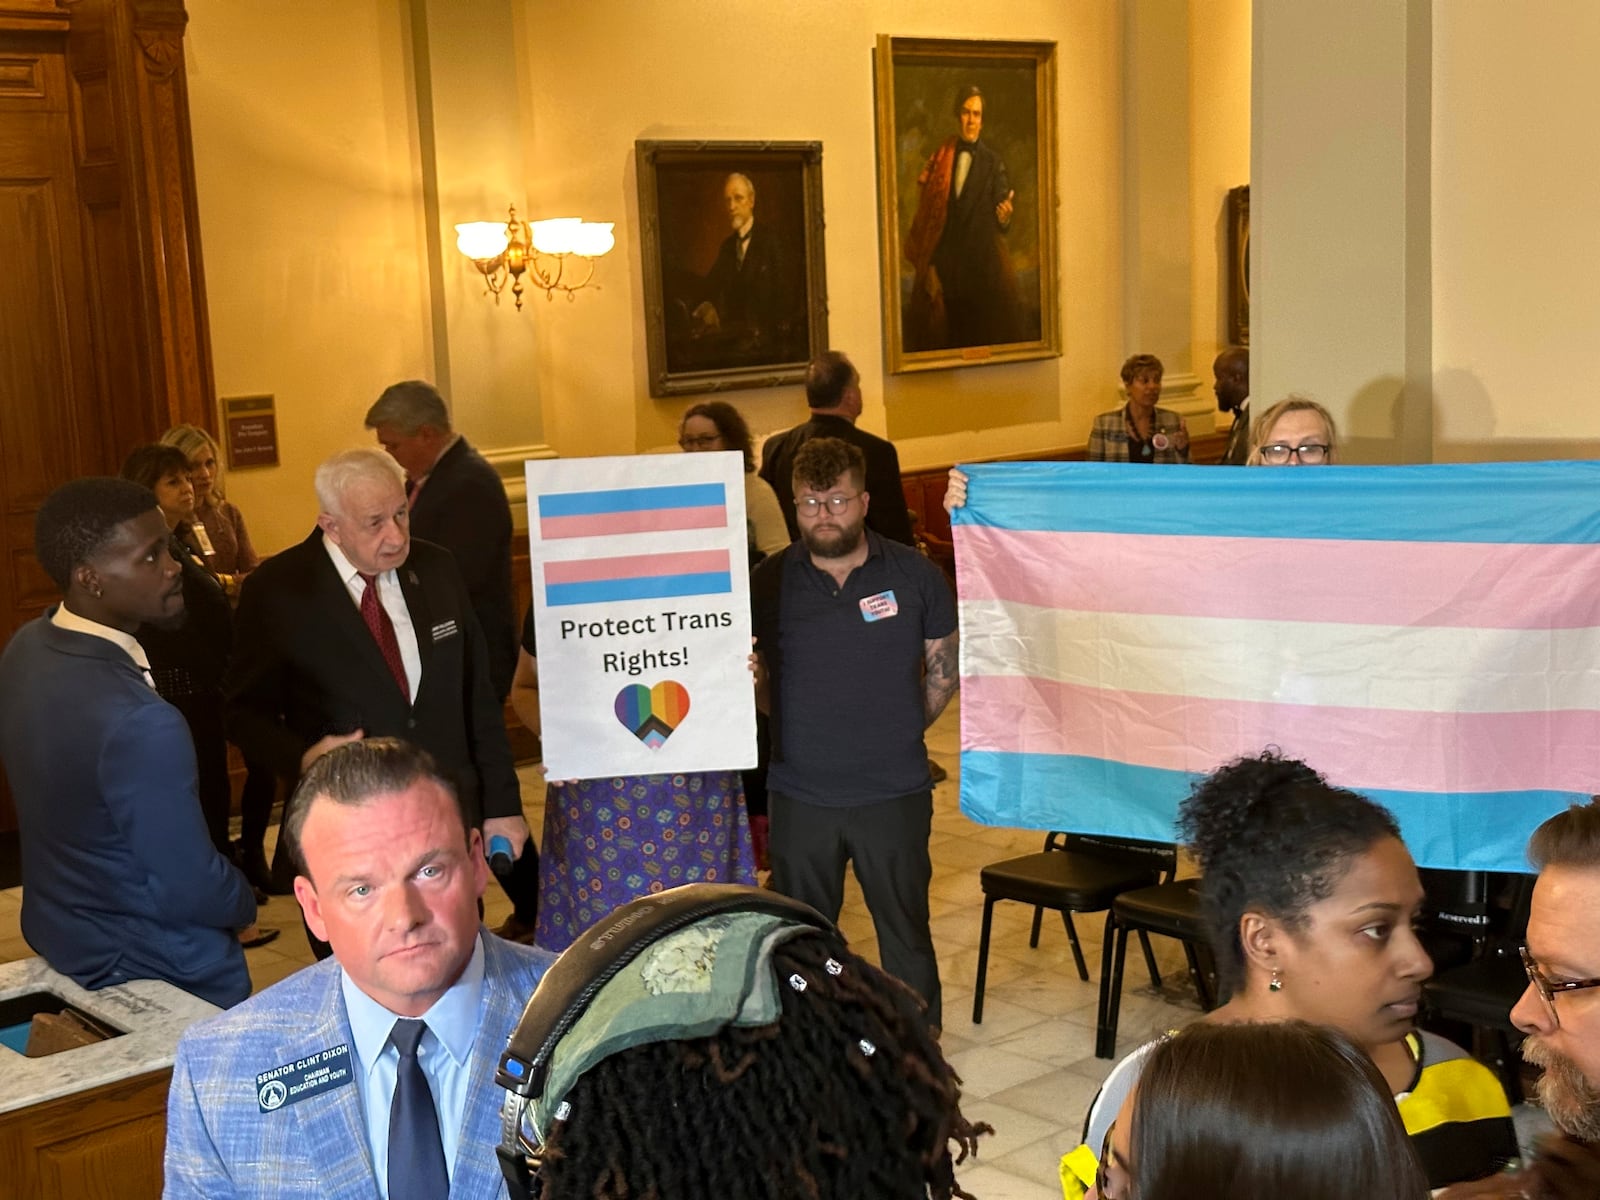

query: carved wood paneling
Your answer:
[0,1,216,834]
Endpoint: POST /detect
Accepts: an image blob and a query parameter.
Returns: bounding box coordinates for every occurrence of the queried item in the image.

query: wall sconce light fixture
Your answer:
[454,205,615,310]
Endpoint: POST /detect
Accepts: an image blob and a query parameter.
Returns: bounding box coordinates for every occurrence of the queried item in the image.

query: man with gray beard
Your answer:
[1440,799,1600,1198]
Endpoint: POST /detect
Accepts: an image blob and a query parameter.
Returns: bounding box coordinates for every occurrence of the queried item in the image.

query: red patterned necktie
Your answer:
[358,573,410,701]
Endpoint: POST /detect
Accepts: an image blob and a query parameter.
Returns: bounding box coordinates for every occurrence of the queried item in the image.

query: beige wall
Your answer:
[183,1,1250,552]
[1432,1,1600,460]
[1189,0,1250,380]
[186,0,436,551]
[524,0,1128,471]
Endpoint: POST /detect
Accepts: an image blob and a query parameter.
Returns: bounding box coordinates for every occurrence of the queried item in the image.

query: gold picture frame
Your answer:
[1226,184,1250,347]
[636,140,829,398]
[873,35,1060,374]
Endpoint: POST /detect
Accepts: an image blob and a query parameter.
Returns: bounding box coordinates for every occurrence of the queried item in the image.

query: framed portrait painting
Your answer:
[1227,184,1250,347]
[636,140,828,397]
[873,36,1060,374]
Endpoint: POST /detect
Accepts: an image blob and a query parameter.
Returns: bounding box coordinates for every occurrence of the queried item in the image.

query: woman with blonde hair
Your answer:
[160,425,259,596]
[1247,395,1338,466]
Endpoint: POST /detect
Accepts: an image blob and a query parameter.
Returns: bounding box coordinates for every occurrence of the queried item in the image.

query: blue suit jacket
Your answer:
[163,932,553,1200]
[0,614,255,1007]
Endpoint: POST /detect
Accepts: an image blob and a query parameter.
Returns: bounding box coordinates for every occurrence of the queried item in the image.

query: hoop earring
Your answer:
[1268,969,1283,993]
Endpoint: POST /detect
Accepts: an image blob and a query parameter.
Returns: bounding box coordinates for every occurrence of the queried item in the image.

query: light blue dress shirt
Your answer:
[342,933,487,1198]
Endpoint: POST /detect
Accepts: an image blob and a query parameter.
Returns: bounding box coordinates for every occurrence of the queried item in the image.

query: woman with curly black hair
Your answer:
[1066,751,1518,1197]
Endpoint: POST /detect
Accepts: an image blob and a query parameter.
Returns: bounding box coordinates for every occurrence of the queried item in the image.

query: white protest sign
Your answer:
[526,453,757,780]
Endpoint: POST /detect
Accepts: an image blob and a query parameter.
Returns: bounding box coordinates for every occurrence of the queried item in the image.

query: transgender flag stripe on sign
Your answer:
[539,483,727,539]
[544,549,732,607]
[951,460,1600,871]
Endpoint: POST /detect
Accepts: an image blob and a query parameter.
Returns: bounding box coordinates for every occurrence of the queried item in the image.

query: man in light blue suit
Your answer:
[165,739,554,1199]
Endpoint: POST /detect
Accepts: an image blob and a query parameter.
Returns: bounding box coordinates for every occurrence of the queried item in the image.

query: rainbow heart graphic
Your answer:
[614,681,691,749]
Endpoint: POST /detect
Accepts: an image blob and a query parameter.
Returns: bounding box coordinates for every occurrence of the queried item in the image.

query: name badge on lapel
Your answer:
[256,1044,353,1112]
[431,619,459,643]
[859,590,899,622]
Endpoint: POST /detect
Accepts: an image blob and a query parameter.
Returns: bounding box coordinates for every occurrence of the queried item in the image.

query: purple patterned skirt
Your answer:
[534,772,756,952]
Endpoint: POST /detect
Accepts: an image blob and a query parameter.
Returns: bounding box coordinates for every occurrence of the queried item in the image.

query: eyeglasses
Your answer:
[1259,442,1331,465]
[1095,1120,1126,1200]
[678,435,721,450]
[1520,946,1600,1028]
[795,493,859,517]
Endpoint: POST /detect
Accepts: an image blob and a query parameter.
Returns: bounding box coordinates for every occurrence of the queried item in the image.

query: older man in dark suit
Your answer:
[364,381,516,701]
[224,449,538,946]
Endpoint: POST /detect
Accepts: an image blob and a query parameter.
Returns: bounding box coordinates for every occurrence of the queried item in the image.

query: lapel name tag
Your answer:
[431,619,458,643]
[256,1043,353,1112]
[859,590,899,622]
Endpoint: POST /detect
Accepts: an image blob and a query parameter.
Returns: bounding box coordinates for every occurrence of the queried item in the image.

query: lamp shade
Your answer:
[569,222,616,258]
[530,218,581,255]
[455,222,510,261]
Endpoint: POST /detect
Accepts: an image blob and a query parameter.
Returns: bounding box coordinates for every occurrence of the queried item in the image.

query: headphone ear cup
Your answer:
[496,883,830,1099]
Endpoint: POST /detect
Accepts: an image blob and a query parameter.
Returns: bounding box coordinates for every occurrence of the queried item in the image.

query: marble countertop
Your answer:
[0,957,219,1114]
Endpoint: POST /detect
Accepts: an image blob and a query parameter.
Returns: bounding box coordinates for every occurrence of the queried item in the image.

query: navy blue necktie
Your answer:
[388,1018,448,1199]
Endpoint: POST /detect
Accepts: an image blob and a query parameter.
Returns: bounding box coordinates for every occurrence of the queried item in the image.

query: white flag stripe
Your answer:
[959,596,1600,715]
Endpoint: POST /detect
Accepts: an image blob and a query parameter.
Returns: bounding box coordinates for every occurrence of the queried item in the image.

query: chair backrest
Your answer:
[1418,868,1493,969]
[1420,868,1492,930]
[1046,831,1177,881]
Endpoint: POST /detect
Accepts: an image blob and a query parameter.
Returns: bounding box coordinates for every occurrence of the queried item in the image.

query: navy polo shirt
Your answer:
[757,532,956,807]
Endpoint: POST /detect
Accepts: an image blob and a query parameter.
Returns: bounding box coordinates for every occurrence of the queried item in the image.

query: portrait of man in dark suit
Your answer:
[875,38,1058,372]
[904,85,1030,352]
[662,167,806,369]
[642,145,824,387]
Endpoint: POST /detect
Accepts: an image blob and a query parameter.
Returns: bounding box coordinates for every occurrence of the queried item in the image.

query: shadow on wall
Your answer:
[1341,373,1410,464]
[1336,368,1600,464]
[1427,366,1600,461]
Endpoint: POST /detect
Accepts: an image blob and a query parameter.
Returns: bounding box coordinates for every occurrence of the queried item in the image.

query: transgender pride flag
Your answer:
[952,460,1600,872]
[539,483,727,540]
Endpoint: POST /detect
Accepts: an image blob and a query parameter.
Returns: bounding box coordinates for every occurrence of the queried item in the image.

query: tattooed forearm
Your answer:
[923,631,960,726]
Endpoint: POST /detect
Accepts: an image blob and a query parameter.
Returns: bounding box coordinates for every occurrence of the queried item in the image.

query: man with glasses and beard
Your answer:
[1440,799,1600,1198]
[749,437,958,1030]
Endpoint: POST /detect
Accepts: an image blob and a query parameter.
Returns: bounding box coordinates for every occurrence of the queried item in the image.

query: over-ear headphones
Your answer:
[494,883,832,1199]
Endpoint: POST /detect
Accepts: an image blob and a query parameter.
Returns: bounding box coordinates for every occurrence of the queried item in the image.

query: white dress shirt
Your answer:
[52,604,156,689]
[322,538,423,700]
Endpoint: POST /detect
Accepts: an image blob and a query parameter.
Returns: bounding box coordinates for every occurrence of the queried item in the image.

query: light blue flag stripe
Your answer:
[958,750,1574,872]
[951,460,1600,545]
[546,571,732,607]
[539,483,726,517]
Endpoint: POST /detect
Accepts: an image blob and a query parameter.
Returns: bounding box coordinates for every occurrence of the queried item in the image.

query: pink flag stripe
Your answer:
[544,549,730,584]
[960,673,1600,796]
[956,525,1600,631]
[541,506,726,540]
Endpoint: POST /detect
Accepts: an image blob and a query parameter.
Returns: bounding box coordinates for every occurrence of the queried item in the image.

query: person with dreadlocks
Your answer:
[497,885,990,1200]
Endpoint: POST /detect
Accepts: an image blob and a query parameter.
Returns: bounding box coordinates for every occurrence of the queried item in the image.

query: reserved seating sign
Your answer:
[526,452,757,780]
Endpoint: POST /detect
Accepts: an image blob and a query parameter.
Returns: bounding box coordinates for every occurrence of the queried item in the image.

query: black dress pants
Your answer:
[769,789,941,1028]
